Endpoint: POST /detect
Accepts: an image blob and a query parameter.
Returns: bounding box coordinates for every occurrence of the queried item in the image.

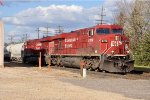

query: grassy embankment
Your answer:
[134,65,150,72]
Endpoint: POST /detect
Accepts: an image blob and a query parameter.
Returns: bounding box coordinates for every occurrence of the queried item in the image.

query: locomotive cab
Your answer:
[95,24,129,55]
[94,24,134,72]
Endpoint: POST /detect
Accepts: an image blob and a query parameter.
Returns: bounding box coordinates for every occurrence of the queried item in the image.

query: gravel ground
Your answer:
[0,62,149,100]
[59,78,150,100]
[54,67,150,100]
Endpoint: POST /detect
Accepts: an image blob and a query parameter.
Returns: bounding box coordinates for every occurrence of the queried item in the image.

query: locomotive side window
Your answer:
[88,29,94,36]
[112,29,122,34]
[96,28,110,34]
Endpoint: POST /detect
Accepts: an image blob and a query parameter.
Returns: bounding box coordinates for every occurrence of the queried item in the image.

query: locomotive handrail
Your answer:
[47,53,101,57]
[102,43,114,55]
[103,46,112,55]
[101,44,108,54]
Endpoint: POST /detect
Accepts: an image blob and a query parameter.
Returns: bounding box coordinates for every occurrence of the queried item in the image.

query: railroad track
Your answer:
[51,66,150,80]
[4,61,150,80]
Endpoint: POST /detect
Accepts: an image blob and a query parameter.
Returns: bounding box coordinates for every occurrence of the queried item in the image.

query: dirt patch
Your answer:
[0,66,140,100]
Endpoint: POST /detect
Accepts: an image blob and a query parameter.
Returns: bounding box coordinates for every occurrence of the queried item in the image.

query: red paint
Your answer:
[24,24,130,57]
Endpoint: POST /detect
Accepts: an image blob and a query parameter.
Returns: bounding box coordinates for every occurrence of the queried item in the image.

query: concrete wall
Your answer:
[0,21,4,68]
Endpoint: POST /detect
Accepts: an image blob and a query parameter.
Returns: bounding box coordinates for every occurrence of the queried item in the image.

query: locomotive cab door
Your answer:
[88,29,94,37]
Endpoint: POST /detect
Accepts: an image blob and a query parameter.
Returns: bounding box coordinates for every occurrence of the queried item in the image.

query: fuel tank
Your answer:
[61,57,82,68]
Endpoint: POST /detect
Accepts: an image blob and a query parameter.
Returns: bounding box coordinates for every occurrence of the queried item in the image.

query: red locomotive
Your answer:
[23,24,134,73]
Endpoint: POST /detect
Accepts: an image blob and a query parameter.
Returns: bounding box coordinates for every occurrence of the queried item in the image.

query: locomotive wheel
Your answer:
[88,67,93,71]
[85,61,91,69]
[51,58,57,65]
[95,67,100,72]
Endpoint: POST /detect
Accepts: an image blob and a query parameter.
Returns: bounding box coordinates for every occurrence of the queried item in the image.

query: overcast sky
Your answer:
[0,0,120,43]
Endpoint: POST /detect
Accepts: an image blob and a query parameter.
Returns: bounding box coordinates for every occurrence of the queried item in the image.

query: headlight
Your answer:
[111,50,114,54]
[101,40,108,43]
[126,51,129,53]
[115,36,119,40]
[125,44,128,50]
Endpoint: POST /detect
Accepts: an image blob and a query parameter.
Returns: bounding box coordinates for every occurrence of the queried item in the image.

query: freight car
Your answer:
[4,46,11,61]
[23,24,134,73]
[6,43,24,62]
[23,39,46,64]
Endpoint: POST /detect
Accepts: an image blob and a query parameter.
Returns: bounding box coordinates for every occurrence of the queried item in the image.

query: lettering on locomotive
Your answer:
[65,38,78,42]
[111,41,122,47]
[65,44,73,48]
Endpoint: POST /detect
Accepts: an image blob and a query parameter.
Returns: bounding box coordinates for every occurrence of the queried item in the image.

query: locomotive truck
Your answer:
[23,24,134,73]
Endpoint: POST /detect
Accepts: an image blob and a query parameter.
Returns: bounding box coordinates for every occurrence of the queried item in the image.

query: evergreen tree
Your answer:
[134,33,150,66]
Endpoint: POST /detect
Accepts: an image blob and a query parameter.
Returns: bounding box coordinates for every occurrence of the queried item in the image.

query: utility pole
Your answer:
[100,6,105,24]
[96,6,106,25]
[55,25,64,34]
[8,34,14,44]
[36,28,40,39]
[43,26,51,37]
[45,26,50,36]
[24,33,28,42]
[46,26,49,36]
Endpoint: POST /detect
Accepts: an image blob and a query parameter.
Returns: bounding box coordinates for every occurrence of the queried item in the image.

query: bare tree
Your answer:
[114,0,150,50]
[114,0,150,66]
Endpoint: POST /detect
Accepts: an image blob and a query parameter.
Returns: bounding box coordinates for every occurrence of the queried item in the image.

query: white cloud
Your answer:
[3,4,99,42]
[3,2,126,42]
[3,5,92,28]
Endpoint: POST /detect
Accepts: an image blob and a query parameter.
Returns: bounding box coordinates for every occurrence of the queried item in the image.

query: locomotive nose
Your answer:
[111,35,130,54]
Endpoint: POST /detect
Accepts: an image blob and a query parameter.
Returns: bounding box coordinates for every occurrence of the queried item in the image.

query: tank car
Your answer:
[24,24,134,73]
[4,45,11,61]
[6,43,24,62]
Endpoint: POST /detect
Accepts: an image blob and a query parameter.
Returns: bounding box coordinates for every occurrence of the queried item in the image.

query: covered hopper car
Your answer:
[23,24,134,73]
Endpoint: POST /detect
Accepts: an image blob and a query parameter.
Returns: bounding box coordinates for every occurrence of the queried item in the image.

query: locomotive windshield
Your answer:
[96,28,110,34]
[112,29,123,34]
